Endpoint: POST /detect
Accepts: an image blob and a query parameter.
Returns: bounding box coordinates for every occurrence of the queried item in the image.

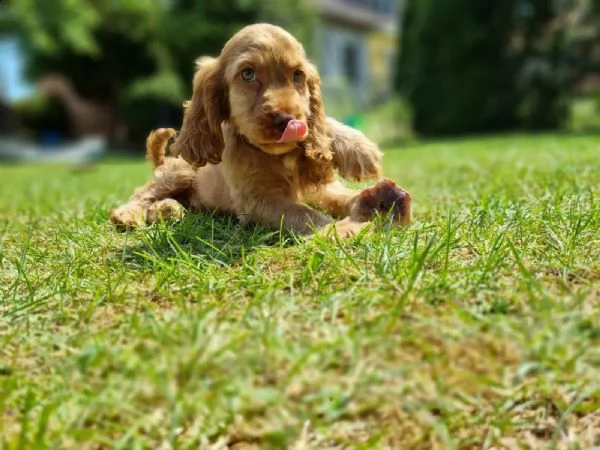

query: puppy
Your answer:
[111,24,411,237]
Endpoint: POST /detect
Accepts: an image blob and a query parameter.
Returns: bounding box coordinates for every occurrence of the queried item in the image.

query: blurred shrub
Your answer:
[511,0,569,130]
[397,0,519,136]
[321,78,357,122]
[515,56,569,130]
[397,0,599,136]
[568,97,600,133]
[323,79,413,145]
[359,97,414,146]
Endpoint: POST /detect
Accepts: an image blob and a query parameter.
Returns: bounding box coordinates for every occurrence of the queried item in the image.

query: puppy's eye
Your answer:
[293,69,305,83]
[241,69,256,82]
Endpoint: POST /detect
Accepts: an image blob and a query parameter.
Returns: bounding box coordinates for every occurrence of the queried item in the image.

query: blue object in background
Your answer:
[0,37,35,102]
[40,130,61,148]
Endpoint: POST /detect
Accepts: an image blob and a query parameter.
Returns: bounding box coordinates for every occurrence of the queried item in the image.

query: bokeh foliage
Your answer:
[0,0,317,142]
[398,0,600,135]
[397,1,518,135]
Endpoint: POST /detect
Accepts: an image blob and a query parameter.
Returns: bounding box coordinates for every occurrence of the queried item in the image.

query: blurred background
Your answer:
[0,0,598,162]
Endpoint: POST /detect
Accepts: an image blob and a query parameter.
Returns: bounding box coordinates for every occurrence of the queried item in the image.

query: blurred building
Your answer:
[316,0,401,109]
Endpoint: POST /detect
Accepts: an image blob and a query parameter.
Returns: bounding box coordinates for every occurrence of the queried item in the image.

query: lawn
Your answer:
[1,134,599,449]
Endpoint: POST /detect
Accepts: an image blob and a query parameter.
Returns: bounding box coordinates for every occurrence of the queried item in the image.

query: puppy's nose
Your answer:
[273,114,295,134]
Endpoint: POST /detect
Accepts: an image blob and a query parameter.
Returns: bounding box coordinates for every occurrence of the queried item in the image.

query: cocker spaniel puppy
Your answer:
[111,24,411,237]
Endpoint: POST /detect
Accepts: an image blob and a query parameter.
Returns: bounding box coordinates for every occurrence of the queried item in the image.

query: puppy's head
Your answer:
[172,23,332,166]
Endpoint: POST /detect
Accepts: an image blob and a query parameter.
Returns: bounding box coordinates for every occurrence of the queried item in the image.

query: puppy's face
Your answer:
[172,24,332,167]
[222,26,313,155]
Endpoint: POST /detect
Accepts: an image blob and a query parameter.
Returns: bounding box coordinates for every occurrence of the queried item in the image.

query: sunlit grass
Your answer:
[1,134,599,449]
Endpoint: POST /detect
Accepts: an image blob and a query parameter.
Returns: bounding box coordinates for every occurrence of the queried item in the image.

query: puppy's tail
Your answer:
[146,128,177,168]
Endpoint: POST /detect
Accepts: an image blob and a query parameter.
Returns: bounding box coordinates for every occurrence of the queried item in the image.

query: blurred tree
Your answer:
[397,0,599,135]
[0,0,316,144]
[397,0,519,135]
[160,0,318,104]
[552,0,600,86]
[513,0,570,129]
[511,0,600,128]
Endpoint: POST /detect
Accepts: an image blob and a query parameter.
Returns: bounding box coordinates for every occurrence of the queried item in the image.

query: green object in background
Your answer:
[344,114,366,130]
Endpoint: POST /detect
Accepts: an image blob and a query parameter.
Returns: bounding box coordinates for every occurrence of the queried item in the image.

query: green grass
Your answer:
[1,134,599,449]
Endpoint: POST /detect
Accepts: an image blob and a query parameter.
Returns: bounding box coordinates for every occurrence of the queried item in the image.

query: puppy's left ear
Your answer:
[302,63,332,162]
[172,57,228,167]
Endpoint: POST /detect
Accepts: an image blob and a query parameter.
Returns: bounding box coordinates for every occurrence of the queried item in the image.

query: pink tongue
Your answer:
[278,120,308,143]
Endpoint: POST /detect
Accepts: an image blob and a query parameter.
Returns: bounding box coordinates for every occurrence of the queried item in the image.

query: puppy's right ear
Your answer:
[172,57,229,167]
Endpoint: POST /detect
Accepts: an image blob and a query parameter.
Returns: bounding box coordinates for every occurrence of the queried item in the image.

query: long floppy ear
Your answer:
[171,57,228,167]
[302,63,332,162]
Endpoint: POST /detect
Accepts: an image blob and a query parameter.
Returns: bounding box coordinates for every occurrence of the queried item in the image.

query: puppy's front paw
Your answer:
[146,199,185,224]
[351,179,412,226]
[110,203,147,231]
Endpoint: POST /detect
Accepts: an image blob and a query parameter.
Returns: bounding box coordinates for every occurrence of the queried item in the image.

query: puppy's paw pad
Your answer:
[351,179,412,225]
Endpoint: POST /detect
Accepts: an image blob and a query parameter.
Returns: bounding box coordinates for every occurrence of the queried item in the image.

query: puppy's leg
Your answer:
[237,197,332,235]
[111,128,194,230]
[110,158,196,229]
[146,198,186,224]
[307,180,358,218]
[218,123,367,238]
[307,179,412,227]
[110,198,147,230]
[237,196,376,238]
[326,120,413,225]
[327,118,383,182]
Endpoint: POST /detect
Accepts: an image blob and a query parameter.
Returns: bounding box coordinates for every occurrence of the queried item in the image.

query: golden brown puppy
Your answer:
[111,24,411,236]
